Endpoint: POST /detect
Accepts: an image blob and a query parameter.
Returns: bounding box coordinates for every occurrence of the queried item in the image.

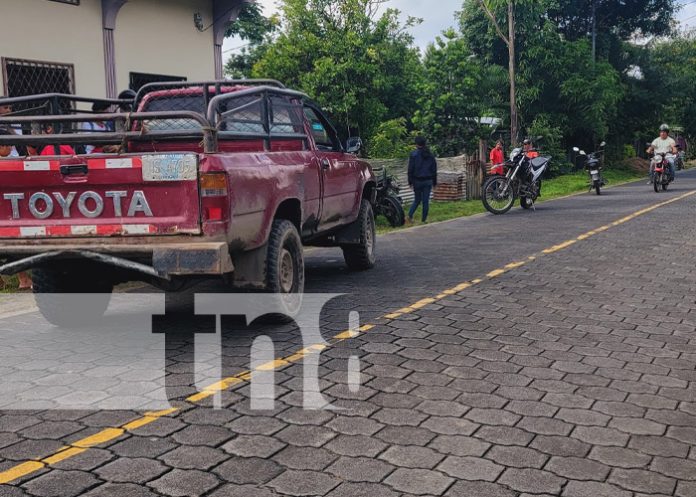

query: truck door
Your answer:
[303,106,357,231]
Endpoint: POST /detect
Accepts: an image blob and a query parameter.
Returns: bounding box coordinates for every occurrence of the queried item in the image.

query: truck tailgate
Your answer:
[0,154,201,239]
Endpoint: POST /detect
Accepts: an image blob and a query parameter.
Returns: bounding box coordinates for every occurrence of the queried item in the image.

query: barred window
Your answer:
[2,57,75,112]
[49,0,80,4]
[129,72,186,92]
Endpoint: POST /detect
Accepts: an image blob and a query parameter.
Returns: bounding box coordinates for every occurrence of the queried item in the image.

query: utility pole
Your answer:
[478,0,518,144]
[508,0,518,145]
[591,0,597,68]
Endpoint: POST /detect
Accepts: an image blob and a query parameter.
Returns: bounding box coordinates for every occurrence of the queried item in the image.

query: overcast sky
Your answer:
[223,0,696,54]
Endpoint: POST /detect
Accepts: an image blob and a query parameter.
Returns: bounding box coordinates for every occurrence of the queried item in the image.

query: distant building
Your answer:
[1,0,251,98]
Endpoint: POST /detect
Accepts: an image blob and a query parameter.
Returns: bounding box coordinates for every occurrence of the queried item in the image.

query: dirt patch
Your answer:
[619,158,650,172]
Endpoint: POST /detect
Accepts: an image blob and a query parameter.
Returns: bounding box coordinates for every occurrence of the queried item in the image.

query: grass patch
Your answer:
[0,274,20,293]
[377,165,645,233]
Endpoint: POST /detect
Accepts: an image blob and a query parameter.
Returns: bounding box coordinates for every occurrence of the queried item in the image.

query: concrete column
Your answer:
[213,0,253,79]
[101,0,127,97]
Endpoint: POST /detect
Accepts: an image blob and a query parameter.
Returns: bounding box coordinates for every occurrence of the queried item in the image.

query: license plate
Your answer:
[142,154,198,182]
[590,170,599,175]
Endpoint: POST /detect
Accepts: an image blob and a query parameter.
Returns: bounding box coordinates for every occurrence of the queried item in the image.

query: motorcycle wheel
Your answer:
[379,196,405,227]
[482,176,515,215]
[594,180,601,196]
[662,181,669,191]
[653,175,661,193]
[520,196,534,210]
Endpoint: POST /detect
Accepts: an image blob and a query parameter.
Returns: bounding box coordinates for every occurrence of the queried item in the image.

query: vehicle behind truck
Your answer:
[0,81,377,325]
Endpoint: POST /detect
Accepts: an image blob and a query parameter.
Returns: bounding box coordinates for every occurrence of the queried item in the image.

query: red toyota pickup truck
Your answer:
[0,81,377,325]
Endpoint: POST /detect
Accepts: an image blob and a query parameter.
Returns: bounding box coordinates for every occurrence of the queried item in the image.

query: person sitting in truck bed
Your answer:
[79,101,112,153]
[27,123,75,156]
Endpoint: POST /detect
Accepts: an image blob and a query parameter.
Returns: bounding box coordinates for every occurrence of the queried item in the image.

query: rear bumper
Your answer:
[0,241,234,279]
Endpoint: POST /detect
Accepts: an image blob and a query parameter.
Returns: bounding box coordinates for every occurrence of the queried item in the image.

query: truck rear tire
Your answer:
[266,219,305,294]
[32,266,113,327]
[342,200,376,271]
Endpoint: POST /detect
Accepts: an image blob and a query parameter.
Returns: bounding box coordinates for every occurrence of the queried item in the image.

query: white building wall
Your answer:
[0,0,106,97]
[114,0,216,92]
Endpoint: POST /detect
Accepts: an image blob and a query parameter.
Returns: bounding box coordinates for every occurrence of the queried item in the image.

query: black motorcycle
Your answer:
[375,169,405,227]
[574,141,606,195]
[482,146,551,215]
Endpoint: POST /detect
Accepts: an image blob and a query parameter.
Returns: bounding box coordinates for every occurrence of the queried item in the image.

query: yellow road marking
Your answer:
[2,189,694,485]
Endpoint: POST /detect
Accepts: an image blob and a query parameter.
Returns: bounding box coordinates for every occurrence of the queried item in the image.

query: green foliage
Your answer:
[368,118,415,159]
[224,3,279,79]
[527,114,568,174]
[250,0,423,141]
[413,30,507,156]
[623,144,637,159]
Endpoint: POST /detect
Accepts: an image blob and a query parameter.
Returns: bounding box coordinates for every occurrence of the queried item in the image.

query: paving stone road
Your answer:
[1,171,696,496]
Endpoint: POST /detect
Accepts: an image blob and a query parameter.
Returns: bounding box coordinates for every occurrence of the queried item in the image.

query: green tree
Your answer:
[224,3,279,78]
[251,0,423,141]
[368,118,415,159]
[413,30,507,156]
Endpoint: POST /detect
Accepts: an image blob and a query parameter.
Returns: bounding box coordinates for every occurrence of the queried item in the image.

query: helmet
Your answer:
[659,124,670,132]
[523,139,531,145]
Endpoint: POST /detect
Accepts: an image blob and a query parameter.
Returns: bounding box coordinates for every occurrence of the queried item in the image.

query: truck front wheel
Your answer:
[33,266,114,327]
[342,200,377,271]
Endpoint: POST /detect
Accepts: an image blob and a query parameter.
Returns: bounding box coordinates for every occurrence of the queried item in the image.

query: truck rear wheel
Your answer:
[32,266,113,327]
[266,219,305,294]
[342,200,376,271]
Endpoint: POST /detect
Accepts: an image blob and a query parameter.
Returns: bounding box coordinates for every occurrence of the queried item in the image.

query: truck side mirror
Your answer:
[346,137,362,154]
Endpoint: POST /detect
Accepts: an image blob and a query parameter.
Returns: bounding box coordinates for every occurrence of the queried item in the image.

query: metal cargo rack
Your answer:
[0,80,311,154]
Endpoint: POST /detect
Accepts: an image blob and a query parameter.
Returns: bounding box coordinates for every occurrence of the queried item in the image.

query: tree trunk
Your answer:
[508,0,518,145]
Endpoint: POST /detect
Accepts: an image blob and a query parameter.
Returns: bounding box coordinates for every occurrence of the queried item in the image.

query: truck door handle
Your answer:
[321,159,331,170]
[60,164,88,176]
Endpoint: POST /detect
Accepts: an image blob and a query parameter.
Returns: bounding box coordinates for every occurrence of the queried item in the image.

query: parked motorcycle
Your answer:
[375,169,406,227]
[676,146,685,171]
[482,146,551,215]
[649,151,674,193]
[573,141,606,195]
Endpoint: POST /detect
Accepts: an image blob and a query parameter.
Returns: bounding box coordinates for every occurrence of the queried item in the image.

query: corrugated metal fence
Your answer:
[369,154,485,203]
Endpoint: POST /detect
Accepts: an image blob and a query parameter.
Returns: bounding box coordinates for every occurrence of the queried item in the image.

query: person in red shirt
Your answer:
[523,139,539,159]
[27,123,76,156]
[490,140,504,165]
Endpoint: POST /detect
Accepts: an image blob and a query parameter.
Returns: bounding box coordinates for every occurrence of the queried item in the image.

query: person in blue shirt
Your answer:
[407,136,438,224]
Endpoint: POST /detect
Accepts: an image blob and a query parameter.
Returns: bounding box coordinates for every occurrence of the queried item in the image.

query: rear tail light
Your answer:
[200,173,228,197]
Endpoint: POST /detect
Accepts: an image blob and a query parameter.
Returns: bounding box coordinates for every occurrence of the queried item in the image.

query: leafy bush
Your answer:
[368,118,415,159]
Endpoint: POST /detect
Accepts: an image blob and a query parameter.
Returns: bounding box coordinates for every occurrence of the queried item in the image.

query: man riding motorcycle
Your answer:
[647,124,677,184]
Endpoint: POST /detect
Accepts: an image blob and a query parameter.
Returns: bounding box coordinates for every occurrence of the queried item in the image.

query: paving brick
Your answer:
[445,481,516,497]
[208,484,278,497]
[212,457,283,484]
[22,470,101,497]
[465,408,520,426]
[571,426,630,447]
[545,456,610,481]
[158,446,227,470]
[517,416,573,436]
[384,468,454,495]
[608,469,676,494]
[326,456,395,482]
[608,417,666,435]
[275,425,337,448]
[379,445,445,469]
[497,468,565,494]
[588,446,652,468]
[485,445,548,468]
[221,435,286,458]
[437,456,504,481]
[95,457,168,484]
[267,470,339,496]
[324,434,387,457]
[629,435,690,457]
[423,419,478,438]
[650,457,696,480]
[83,483,159,497]
[562,481,631,497]
[109,436,177,458]
[474,426,534,446]
[272,446,337,470]
[429,435,490,457]
[325,482,399,497]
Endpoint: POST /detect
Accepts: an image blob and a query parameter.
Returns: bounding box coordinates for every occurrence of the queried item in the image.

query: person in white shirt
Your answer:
[79,101,112,154]
[647,124,677,183]
[0,103,22,157]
